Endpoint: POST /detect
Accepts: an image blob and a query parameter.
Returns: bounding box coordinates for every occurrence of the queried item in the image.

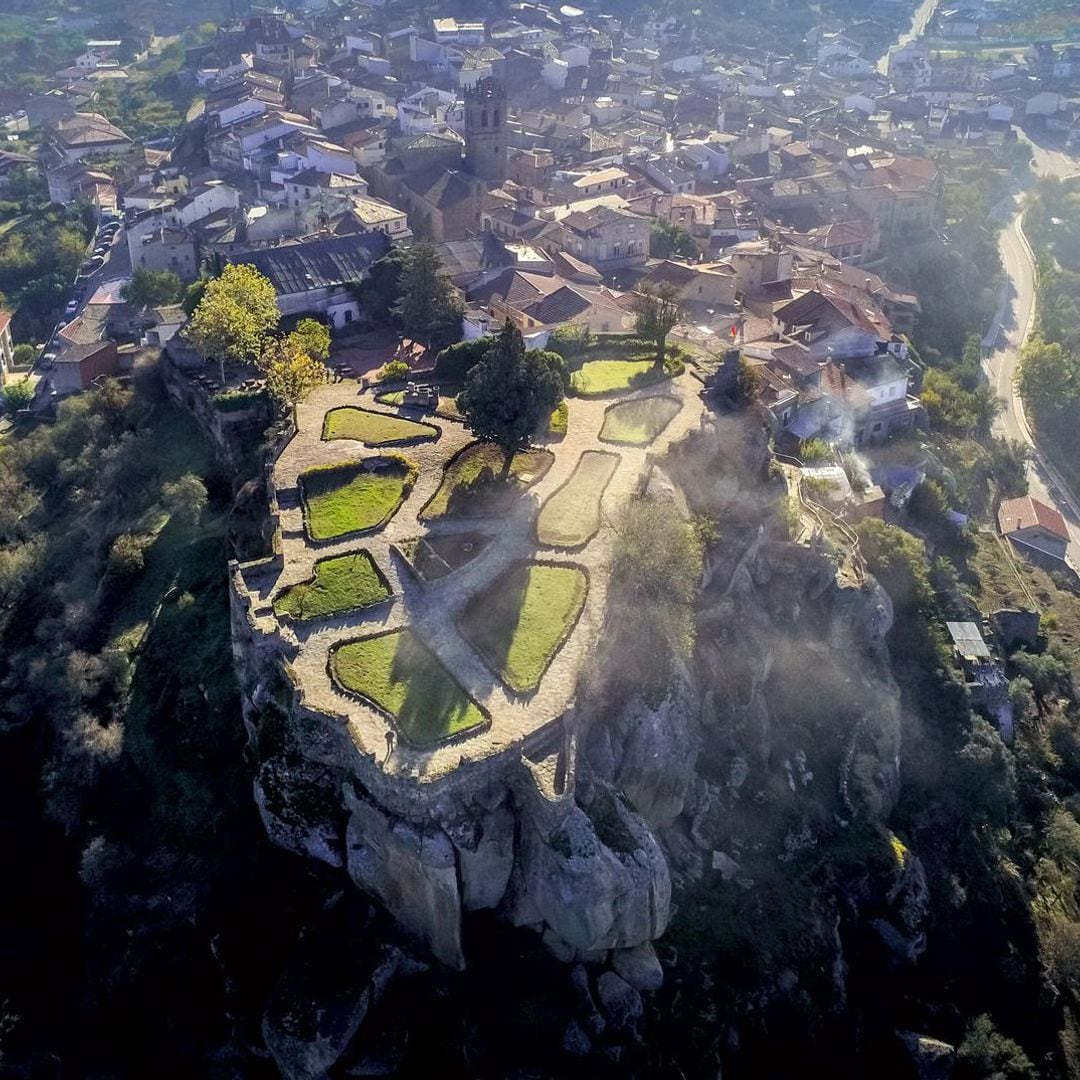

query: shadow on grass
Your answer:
[388,630,489,748]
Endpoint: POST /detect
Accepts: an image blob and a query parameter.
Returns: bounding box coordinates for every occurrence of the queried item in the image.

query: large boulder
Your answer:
[595,971,643,1032]
[444,802,515,911]
[344,787,464,968]
[262,899,400,1080]
[897,1031,955,1080]
[510,784,670,955]
[610,943,664,992]
[587,677,701,832]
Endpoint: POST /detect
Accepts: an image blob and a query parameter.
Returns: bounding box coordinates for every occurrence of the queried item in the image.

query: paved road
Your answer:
[982,140,1080,565]
[875,0,942,73]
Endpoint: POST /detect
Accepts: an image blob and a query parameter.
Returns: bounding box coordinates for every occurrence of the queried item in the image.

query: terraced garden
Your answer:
[570,359,658,396]
[396,533,491,583]
[600,395,682,445]
[422,442,554,520]
[536,450,620,549]
[459,561,588,694]
[330,629,487,747]
[273,551,390,621]
[300,456,417,541]
[323,406,438,446]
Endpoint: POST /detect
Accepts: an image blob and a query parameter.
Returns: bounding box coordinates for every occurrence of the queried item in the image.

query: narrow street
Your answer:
[874,0,941,73]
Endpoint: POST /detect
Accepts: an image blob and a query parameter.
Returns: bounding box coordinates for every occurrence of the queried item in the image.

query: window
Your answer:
[698,286,703,294]
[494,108,500,126]
[344,309,354,323]
[613,243,620,258]
[481,110,488,127]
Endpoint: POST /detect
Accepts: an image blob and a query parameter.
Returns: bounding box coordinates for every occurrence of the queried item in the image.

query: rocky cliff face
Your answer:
[241,414,925,1075]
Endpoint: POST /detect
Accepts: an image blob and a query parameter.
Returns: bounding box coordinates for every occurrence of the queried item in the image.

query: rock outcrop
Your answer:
[586,674,701,832]
[509,783,671,957]
[343,786,464,969]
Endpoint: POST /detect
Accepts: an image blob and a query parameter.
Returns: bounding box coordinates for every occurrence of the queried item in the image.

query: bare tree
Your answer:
[632,281,683,366]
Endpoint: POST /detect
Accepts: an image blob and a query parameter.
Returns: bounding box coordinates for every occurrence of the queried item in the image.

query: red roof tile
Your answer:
[998,496,1069,541]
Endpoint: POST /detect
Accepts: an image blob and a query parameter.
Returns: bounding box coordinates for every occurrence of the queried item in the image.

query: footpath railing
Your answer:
[772,450,866,584]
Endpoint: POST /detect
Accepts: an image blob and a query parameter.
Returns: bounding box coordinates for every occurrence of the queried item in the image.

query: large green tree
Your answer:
[650,218,699,260]
[456,321,564,471]
[1017,336,1078,424]
[288,317,331,362]
[183,263,280,364]
[392,243,464,350]
[121,268,183,308]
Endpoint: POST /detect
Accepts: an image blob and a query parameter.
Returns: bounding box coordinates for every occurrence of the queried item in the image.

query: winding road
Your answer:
[982,142,1080,565]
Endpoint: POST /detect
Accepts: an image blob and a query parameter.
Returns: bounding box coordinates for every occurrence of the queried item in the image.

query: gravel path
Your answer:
[246,370,707,782]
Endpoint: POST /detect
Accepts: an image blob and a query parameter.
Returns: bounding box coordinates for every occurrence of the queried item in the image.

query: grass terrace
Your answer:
[396,533,491,583]
[599,395,682,445]
[536,450,620,549]
[422,442,554,521]
[330,628,487,747]
[460,561,588,694]
[323,407,438,446]
[570,359,656,397]
[273,551,390,621]
[299,456,417,542]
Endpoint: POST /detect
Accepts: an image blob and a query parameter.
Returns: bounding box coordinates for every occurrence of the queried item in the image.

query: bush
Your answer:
[212,389,266,413]
[547,323,592,356]
[1,378,34,415]
[800,438,832,463]
[107,532,146,579]
[434,337,492,381]
[11,343,35,367]
[379,359,409,383]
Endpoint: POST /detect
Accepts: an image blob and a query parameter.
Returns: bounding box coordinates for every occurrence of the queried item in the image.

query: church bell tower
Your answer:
[463,77,508,187]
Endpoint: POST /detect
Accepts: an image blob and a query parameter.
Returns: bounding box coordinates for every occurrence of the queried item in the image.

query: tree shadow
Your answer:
[386,629,489,749]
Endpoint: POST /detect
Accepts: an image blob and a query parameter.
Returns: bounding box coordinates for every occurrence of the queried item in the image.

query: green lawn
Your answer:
[272,551,390,621]
[570,359,659,396]
[421,442,553,520]
[600,396,682,445]
[330,628,487,747]
[300,456,416,541]
[536,451,619,548]
[460,561,588,693]
[323,406,438,446]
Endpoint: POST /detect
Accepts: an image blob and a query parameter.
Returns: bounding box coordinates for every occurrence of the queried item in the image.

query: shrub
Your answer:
[379,359,409,383]
[433,337,492,381]
[107,532,146,579]
[11,343,35,367]
[800,438,832,463]
[1,378,34,415]
[212,389,266,413]
[547,323,592,356]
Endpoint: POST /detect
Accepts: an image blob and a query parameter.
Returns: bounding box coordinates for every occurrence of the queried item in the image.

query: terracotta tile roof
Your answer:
[998,496,1069,541]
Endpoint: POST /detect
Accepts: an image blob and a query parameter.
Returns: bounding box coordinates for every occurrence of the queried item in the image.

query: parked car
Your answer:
[41,352,56,368]
[93,246,107,257]
[64,300,78,315]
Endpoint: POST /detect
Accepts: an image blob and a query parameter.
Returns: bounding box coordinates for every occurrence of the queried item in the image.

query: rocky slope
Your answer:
[242,415,928,1075]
